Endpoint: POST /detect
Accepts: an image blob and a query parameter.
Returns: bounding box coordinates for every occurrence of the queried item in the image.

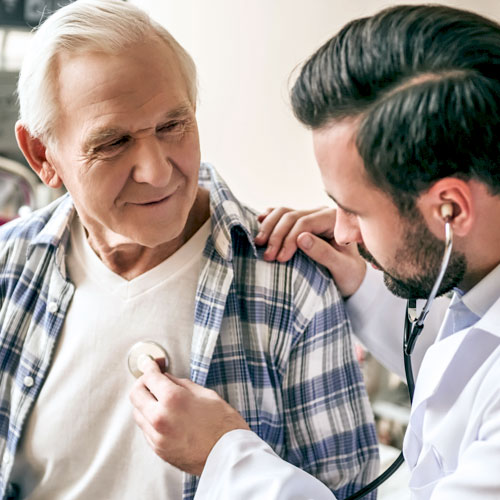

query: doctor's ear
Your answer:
[424,178,474,237]
[15,122,63,189]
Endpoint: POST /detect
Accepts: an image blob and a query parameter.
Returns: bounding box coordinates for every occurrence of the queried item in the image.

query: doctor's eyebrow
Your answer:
[82,103,194,153]
[325,192,358,215]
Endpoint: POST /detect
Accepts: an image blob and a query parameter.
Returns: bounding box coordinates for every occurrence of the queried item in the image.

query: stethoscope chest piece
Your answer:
[127,340,169,378]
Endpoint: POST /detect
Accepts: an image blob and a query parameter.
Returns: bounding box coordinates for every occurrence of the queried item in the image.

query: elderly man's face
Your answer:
[46,36,201,249]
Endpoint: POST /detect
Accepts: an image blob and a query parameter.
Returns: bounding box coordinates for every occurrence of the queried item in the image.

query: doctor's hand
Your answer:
[255,207,366,298]
[129,358,250,476]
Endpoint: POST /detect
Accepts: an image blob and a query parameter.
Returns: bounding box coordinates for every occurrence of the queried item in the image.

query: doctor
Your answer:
[130,4,500,499]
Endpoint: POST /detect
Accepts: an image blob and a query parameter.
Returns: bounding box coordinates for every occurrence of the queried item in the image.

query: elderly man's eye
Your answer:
[103,136,129,149]
[88,136,130,159]
[158,121,185,134]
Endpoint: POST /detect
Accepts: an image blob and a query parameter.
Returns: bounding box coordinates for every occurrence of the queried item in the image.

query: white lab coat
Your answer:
[195,266,500,499]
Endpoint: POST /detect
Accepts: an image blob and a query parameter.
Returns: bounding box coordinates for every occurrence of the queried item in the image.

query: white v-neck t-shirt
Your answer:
[11,215,210,499]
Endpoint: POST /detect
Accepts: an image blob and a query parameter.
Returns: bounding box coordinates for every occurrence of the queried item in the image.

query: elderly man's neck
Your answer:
[81,189,210,281]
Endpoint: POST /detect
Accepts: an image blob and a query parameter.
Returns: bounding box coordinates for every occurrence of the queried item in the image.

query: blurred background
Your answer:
[1,1,499,497]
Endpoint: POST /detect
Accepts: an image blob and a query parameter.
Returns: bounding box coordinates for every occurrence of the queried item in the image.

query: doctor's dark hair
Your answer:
[291,5,500,213]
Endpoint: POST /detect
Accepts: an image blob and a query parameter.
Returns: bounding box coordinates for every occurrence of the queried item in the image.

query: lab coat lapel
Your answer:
[404,330,467,467]
[405,297,500,469]
[416,295,500,404]
[411,329,468,411]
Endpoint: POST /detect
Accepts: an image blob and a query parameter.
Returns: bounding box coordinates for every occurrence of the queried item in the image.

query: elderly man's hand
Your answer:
[129,358,250,476]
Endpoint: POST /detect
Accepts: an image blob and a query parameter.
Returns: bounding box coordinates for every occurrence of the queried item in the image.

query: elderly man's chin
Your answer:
[125,223,188,249]
[115,204,194,248]
[93,214,190,250]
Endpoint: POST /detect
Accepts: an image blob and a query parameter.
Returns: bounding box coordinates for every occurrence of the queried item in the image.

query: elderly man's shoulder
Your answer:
[0,194,72,261]
[231,206,339,303]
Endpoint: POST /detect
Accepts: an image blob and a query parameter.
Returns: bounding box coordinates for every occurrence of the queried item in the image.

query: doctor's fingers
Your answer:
[297,232,367,298]
[132,405,201,474]
[130,376,188,450]
[133,356,186,405]
[132,406,169,455]
[255,206,297,258]
[257,207,334,262]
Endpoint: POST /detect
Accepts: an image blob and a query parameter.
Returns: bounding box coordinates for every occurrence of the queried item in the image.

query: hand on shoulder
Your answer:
[255,207,366,298]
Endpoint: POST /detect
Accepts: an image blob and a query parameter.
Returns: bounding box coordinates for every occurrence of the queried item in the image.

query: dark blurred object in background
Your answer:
[0,0,77,28]
[0,155,38,225]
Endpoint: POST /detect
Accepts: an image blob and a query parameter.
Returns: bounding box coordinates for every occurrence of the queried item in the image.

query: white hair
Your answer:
[17,0,197,144]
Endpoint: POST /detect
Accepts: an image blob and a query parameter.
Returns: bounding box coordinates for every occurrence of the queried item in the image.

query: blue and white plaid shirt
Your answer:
[0,164,378,499]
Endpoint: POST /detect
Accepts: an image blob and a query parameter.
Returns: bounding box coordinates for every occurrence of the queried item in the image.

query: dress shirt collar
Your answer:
[440,262,500,339]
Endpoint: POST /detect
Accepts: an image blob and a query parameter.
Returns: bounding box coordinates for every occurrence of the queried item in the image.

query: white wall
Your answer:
[112,2,500,209]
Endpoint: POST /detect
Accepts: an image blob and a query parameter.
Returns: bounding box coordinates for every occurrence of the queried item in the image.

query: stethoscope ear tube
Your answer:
[345,221,454,499]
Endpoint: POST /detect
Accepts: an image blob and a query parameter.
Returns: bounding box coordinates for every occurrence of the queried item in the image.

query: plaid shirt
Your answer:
[0,164,378,499]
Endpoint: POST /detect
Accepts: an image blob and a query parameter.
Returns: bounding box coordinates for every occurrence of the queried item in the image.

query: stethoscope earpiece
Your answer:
[127,340,169,378]
[440,203,453,220]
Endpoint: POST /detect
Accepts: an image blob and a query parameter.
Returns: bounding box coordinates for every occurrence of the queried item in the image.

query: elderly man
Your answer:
[0,0,379,499]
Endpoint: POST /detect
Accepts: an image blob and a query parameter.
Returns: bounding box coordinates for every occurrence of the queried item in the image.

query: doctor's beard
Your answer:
[357,216,466,299]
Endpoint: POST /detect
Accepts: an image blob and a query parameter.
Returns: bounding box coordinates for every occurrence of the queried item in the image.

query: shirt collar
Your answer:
[27,193,75,258]
[458,261,500,319]
[199,163,258,261]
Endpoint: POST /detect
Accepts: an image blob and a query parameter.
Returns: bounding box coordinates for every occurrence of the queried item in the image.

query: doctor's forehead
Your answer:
[313,122,369,183]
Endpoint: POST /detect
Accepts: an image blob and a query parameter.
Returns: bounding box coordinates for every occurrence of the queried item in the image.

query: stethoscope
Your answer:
[345,203,454,500]
[125,205,454,499]
[127,340,169,378]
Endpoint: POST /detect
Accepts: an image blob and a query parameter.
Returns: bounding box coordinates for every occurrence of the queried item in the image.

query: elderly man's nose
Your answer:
[132,140,172,186]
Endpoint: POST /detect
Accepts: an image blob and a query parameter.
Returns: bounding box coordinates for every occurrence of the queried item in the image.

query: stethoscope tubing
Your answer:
[344,221,453,500]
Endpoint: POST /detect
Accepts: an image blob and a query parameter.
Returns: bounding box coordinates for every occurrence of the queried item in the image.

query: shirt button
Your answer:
[47,301,58,313]
[2,454,11,465]
[23,376,34,388]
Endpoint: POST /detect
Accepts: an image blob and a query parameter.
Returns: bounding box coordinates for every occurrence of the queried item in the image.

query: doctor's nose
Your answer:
[131,138,172,187]
[334,209,361,246]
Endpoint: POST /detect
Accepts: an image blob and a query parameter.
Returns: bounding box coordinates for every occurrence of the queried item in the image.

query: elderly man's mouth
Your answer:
[130,192,176,207]
[140,196,170,206]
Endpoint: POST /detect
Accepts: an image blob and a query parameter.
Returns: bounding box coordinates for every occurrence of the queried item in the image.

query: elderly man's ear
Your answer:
[15,122,63,189]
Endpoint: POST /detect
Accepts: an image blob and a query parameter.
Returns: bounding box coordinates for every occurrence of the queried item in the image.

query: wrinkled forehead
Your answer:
[50,38,193,139]
[57,36,181,88]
